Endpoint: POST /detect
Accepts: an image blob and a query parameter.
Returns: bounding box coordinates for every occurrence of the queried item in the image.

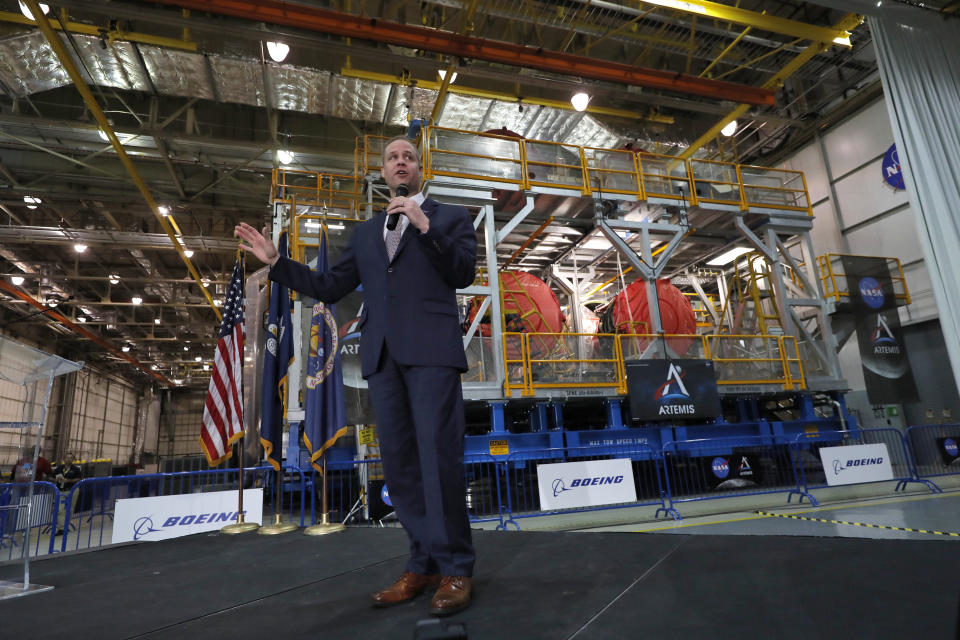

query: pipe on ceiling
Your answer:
[151,0,777,106]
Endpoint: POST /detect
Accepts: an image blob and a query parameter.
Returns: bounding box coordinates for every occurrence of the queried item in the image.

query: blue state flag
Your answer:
[260,232,293,470]
[303,229,348,471]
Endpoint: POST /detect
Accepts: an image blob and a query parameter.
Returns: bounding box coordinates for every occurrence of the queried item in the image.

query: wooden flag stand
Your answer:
[222,438,259,534]
[305,451,345,536]
[259,462,298,535]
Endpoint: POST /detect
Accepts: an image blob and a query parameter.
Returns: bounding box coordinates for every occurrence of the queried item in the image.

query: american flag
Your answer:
[200,256,246,466]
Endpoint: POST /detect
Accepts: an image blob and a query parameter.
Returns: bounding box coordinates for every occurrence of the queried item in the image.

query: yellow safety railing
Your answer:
[637,151,694,202]
[359,134,391,175]
[424,126,527,188]
[705,334,805,390]
[816,253,911,306]
[737,164,811,215]
[273,169,362,215]
[287,193,361,265]
[582,146,643,197]
[688,158,745,208]
[503,332,530,397]
[503,332,806,397]
[272,126,814,220]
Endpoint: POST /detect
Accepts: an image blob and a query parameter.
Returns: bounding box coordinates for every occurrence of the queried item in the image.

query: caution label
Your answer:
[358,427,377,446]
[489,439,509,456]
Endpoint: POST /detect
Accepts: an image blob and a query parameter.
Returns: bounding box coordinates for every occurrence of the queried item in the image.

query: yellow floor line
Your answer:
[631,490,960,534]
[755,510,960,538]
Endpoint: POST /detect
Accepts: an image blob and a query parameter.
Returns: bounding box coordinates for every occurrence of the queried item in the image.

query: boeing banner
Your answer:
[536,458,637,511]
[625,359,721,422]
[818,443,894,487]
[840,255,918,404]
[112,489,264,543]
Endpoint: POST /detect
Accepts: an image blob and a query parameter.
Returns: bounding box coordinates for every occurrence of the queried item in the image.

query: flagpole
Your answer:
[222,251,258,534]
[222,436,259,534]
[304,450,345,535]
[259,461,298,535]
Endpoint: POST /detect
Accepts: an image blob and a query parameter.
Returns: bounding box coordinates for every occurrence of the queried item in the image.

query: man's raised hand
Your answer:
[235,222,280,266]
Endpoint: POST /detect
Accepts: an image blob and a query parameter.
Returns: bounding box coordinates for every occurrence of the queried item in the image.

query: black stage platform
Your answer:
[2,528,958,639]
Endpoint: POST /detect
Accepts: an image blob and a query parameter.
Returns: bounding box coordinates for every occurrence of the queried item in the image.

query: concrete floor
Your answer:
[576,485,960,541]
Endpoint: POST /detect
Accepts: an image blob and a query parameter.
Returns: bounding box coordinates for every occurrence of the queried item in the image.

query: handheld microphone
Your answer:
[386,183,409,231]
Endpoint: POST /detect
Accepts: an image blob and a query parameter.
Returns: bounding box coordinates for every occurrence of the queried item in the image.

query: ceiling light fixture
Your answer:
[438,70,458,84]
[266,41,290,62]
[122,345,131,352]
[131,296,143,305]
[570,92,591,112]
[194,356,202,362]
[109,274,120,285]
[19,1,50,20]
[154,317,161,325]
[277,149,295,165]
[721,120,738,137]
[183,346,190,351]
[706,246,752,266]
[77,316,86,323]
[157,205,170,216]
[74,243,88,253]
[11,276,24,286]
[184,249,194,258]
[23,196,40,209]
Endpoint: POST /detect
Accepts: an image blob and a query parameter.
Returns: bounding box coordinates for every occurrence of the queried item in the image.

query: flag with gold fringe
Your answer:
[303,229,347,470]
[260,232,294,470]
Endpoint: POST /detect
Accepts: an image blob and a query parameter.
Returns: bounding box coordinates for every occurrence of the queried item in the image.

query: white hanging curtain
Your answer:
[872,15,960,392]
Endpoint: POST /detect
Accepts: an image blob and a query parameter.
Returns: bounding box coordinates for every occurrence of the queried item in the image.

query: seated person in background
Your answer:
[53,453,83,536]
[53,453,83,490]
[13,454,52,482]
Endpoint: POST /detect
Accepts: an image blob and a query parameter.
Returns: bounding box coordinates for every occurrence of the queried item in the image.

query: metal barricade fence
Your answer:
[905,424,960,482]
[59,466,279,553]
[662,434,811,517]
[791,428,940,497]
[325,455,505,529]
[0,481,60,560]
[499,444,672,530]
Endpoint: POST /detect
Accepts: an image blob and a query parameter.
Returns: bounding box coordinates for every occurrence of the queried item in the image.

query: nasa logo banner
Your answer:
[625,359,721,422]
[818,443,894,486]
[936,437,960,467]
[704,451,763,490]
[112,489,263,544]
[839,255,918,404]
[881,143,905,191]
[536,458,637,511]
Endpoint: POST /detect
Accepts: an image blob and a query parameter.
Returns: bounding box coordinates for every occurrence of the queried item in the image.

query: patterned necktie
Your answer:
[386,223,402,261]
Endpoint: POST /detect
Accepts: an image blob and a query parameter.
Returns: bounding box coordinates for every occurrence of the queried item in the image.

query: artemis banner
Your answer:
[625,359,720,422]
[840,255,918,404]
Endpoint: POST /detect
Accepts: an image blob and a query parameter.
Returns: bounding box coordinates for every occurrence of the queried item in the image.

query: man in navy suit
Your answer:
[236,135,477,615]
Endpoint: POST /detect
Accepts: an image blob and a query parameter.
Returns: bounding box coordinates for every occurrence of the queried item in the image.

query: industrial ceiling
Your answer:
[0,0,953,388]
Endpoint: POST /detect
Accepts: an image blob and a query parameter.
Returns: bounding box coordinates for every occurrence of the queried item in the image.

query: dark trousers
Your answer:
[367,346,474,577]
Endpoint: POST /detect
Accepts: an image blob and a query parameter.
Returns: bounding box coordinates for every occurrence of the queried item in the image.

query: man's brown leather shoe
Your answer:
[370,572,441,608]
[430,576,473,616]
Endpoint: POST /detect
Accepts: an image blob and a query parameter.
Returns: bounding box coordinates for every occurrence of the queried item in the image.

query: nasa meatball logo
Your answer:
[881,143,905,191]
[944,438,959,459]
[711,457,730,479]
[858,277,886,310]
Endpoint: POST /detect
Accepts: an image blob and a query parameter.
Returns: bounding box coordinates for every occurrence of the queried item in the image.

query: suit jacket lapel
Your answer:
[393,198,437,260]
[375,210,393,264]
